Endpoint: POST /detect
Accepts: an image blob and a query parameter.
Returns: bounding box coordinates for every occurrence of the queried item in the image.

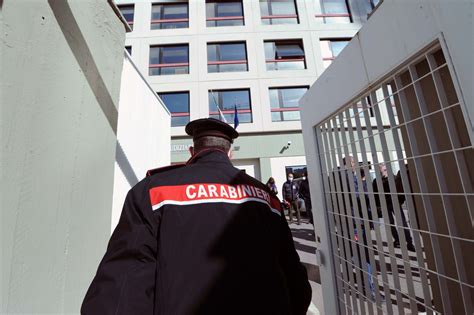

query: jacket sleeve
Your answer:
[81,189,158,315]
[278,215,312,315]
[282,183,287,200]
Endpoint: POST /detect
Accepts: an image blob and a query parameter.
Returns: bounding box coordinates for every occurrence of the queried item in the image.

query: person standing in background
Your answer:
[373,163,415,251]
[282,173,301,225]
[266,177,278,196]
[298,173,313,226]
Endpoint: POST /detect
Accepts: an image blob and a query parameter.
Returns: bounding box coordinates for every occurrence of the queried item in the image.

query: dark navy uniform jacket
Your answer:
[81,149,311,315]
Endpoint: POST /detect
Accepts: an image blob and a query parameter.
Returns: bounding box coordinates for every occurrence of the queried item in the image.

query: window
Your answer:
[158,92,190,127]
[208,89,252,123]
[270,86,308,121]
[316,0,351,24]
[260,0,299,25]
[207,42,248,73]
[265,40,306,70]
[206,1,244,27]
[151,3,189,29]
[125,46,132,55]
[320,38,350,68]
[118,4,134,30]
[149,45,189,76]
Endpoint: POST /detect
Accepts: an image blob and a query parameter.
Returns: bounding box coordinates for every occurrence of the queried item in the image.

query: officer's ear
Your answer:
[189,146,195,156]
[228,148,233,159]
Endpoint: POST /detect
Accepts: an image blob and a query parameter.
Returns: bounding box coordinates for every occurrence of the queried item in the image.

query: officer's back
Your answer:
[81,118,311,315]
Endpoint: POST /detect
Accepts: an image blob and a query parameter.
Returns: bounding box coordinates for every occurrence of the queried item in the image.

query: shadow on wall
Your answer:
[48,0,139,190]
[48,0,118,134]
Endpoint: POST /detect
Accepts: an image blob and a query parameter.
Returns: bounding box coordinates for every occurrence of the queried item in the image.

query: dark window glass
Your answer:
[151,3,189,29]
[118,5,134,29]
[207,42,248,73]
[208,89,252,123]
[125,46,132,55]
[149,45,189,76]
[206,1,244,27]
[260,0,298,25]
[270,86,307,121]
[265,40,306,70]
[158,92,190,127]
[317,0,351,24]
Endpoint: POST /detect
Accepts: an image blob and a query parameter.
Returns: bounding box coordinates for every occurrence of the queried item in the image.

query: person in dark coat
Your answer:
[282,173,301,225]
[81,118,311,315]
[372,163,415,251]
[298,173,313,225]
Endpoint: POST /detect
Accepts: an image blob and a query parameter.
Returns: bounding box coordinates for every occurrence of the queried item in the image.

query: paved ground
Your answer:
[288,218,323,315]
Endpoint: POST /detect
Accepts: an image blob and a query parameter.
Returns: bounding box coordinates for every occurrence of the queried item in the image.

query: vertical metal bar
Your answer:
[368,91,409,314]
[361,95,404,314]
[344,108,376,315]
[427,52,472,215]
[407,62,458,312]
[352,102,393,314]
[324,119,352,311]
[426,49,472,314]
[319,124,347,314]
[370,89,419,313]
[329,115,361,311]
[337,111,368,315]
[394,71,452,313]
[381,83,434,314]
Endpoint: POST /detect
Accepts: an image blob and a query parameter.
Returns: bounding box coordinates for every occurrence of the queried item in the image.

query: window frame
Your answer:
[118,4,135,29]
[206,0,245,27]
[265,40,306,71]
[320,38,350,67]
[207,41,248,73]
[208,89,253,123]
[315,0,352,23]
[149,44,190,76]
[158,91,190,127]
[150,2,189,29]
[260,0,299,25]
[270,86,309,122]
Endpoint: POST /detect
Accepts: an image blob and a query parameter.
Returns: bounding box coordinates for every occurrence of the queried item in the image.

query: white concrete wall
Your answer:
[1,1,126,313]
[111,54,171,232]
[232,158,261,180]
[299,0,473,313]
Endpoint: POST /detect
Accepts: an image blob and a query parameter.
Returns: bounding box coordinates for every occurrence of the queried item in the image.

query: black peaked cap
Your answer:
[185,118,239,143]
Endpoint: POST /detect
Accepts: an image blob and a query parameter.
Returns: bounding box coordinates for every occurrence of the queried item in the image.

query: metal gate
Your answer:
[315,43,473,314]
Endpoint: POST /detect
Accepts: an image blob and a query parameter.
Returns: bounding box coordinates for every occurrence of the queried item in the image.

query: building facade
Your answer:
[115,0,380,189]
[300,0,473,314]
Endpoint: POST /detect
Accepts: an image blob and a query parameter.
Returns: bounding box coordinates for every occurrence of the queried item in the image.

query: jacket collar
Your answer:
[186,148,233,166]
